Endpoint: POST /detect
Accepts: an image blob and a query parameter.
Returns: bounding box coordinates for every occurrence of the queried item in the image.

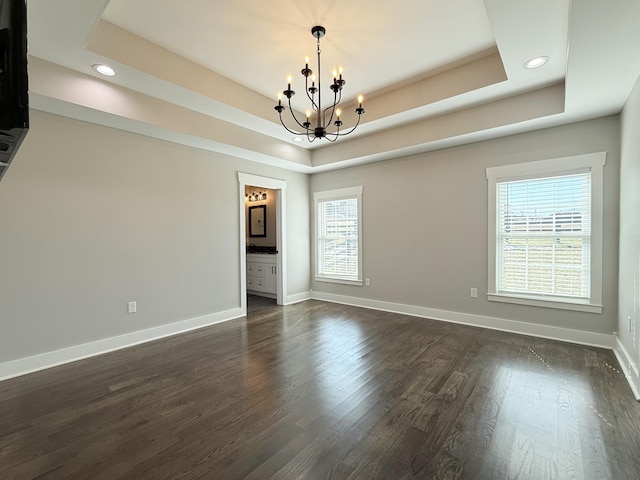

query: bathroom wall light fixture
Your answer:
[245,191,268,202]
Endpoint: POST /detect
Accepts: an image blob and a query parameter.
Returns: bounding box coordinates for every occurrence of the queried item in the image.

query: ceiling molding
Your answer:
[24,0,640,172]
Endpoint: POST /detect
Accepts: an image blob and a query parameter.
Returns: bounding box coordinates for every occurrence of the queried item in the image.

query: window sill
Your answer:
[487,293,603,313]
[315,276,363,286]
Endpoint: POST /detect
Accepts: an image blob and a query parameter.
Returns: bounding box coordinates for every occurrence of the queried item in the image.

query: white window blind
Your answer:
[496,172,591,300]
[314,186,363,284]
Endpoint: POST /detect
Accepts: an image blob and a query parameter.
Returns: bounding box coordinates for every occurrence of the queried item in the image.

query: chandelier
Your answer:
[275,26,365,142]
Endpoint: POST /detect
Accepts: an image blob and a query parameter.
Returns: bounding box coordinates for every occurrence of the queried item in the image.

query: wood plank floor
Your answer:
[247,294,277,314]
[1,300,639,479]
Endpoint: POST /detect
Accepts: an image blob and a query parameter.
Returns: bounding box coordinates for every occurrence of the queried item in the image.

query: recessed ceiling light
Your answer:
[524,56,549,69]
[92,64,116,76]
[292,137,303,143]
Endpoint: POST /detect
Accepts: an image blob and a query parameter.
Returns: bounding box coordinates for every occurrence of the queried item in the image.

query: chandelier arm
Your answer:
[324,121,340,142]
[322,89,343,129]
[277,112,306,136]
[304,75,320,111]
[287,100,313,131]
[330,113,363,137]
[305,93,319,112]
[324,109,335,130]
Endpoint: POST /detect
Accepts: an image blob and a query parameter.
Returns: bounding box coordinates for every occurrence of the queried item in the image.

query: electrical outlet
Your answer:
[470,288,478,298]
[365,278,371,286]
[128,301,137,314]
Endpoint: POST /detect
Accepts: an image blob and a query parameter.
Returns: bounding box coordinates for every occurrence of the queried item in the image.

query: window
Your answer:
[486,152,606,313]
[314,186,363,285]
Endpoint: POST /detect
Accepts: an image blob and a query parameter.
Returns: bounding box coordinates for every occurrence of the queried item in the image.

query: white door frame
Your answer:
[238,172,287,313]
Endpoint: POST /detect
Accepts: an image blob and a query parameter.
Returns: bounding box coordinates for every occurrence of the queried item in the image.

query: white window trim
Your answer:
[486,152,606,313]
[314,186,363,286]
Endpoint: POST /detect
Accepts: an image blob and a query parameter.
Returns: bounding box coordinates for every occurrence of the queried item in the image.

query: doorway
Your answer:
[238,173,287,314]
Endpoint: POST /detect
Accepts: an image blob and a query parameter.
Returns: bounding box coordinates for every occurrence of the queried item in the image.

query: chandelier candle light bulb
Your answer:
[274,25,365,142]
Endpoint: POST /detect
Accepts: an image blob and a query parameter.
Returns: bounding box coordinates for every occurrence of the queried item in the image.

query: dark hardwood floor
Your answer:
[247,294,278,314]
[1,300,639,479]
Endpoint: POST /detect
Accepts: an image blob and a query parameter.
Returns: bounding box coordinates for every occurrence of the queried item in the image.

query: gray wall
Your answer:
[311,116,620,335]
[619,76,640,368]
[0,110,625,367]
[0,111,310,363]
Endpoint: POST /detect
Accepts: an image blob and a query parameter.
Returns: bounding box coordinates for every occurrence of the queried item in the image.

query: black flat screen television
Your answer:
[0,0,28,183]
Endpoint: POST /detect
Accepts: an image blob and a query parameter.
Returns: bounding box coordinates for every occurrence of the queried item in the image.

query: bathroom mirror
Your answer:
[249,205,266,237]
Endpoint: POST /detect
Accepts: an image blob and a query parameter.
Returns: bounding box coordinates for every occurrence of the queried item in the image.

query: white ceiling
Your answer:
[26,0,640,172]
[101,0,497,106]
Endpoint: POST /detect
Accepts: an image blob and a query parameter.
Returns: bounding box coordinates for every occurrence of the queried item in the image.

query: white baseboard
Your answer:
[613,336,640,401]
[3,294,630,398]
[0,308,244,382]
[285,291,312,305]
[311,291,614,349]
